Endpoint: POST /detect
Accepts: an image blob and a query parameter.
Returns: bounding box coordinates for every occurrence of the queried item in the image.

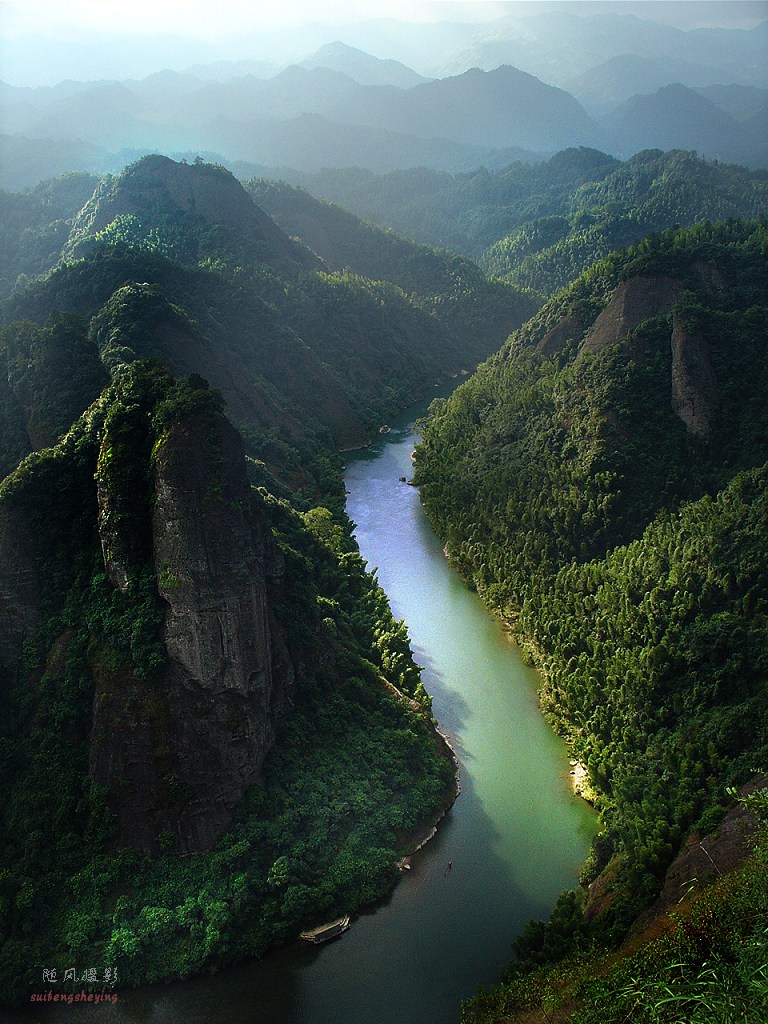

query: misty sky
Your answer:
[1,1,766,86]
[4,0,765,36]
[2,1,495,37]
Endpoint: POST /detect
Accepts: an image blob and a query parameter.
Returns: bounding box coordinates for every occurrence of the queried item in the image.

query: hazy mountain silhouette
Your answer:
[299,41,429,88]
[567,54,731,117]
[603,83,761,164]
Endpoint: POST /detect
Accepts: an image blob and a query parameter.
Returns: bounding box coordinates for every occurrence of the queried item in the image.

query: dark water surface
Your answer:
[11,392,595,1024]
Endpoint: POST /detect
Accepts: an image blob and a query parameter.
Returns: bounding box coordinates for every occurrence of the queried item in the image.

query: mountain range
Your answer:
[2,23,767,192]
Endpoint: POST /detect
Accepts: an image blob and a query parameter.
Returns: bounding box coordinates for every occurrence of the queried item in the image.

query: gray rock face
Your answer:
[89,411,294,853]
[536,312,584,358]
[670,313,717,439]
[581,275,684,356]
[0,505,40,687]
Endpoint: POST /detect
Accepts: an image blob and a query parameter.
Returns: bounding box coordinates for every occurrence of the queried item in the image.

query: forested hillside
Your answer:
[0,154,501,1004]
[0,156,533,495]
[0,171,99,296]
[245,178,535,353]
[481,149,768,297]
[284,150,768,292]
[282,148,620,256]
[415,220,768,1013]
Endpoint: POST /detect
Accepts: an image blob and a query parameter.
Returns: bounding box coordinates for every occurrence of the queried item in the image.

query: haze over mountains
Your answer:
[2,4,767,190]
[2,2,768,1017]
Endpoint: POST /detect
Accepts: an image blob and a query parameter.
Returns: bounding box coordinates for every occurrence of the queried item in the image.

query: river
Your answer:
[9,391,595,1024]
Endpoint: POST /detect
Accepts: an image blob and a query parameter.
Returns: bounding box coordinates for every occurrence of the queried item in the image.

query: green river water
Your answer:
[14,392,595,1024]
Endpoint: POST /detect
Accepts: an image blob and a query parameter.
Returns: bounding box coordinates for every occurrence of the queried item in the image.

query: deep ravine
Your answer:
[16,391,595,1024]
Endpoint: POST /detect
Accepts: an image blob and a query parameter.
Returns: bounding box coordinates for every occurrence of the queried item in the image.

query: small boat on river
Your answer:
[299,915,351,944]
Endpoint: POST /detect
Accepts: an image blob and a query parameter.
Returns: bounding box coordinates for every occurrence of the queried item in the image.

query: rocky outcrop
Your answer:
[580,275,684,356]
[629,777,766,939]
[670,313,717,439]
[89,408,294,854]
[536,312,584,358]
[0,504,40,687]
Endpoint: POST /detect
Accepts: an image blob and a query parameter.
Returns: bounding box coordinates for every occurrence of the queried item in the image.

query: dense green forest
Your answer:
[245,177,538,351]
[284,149,768,298]
[0,155,488,1005]
[481,150,768,297]
[415,220,768,1016]
[0,171,100,297]
[282,148,620,256]
[0,156,533,498]
[3,150,767,1017]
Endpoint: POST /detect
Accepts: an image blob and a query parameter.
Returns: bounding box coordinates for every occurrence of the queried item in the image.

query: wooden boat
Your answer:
[299,915,351,944]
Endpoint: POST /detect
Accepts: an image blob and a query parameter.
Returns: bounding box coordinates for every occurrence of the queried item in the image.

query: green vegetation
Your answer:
[0,156,469,1005]
[463,788,768,1024]
[284,148,621,256]
[0,171,99,297]
[246,178,538,351]
[415,221,768,1004]
[481,150,768,298]
[0,362,453,1004]
[0,310,107,478]
[282,149,768,279]
[2,155,536,500]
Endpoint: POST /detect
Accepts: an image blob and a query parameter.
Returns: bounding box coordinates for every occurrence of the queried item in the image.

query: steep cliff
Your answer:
[0,501,40,687]
[1,366,295,855]
[0,361,454,1003]
[89,389,295,853]
[669,311,716,439]
[579,274,684,356]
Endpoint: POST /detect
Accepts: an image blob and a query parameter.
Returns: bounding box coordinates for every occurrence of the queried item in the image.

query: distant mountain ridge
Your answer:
[298,41,430,88]
[566,53,731,116]
[603,83,766,164]
[0,61,604,184]
[3,10,768,192]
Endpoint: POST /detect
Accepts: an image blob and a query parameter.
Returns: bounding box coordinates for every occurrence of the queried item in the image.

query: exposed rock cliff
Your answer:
[535,311,584,358]
[0,503,40,687]
[670,312,717,439]
[580,275,684,356]
[89,402,294,854]
[51,372,296,851]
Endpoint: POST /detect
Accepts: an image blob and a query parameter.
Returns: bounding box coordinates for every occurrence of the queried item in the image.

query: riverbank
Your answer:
[396,725,462,872]
[444,572,601,813]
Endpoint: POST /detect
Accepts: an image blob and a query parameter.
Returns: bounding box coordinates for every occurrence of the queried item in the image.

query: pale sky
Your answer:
[1,1,765,86]
[2,1,508,39]
[4,1,762,39]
